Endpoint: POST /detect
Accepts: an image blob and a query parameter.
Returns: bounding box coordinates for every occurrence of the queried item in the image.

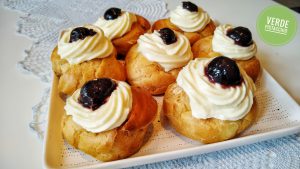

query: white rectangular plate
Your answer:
[43,69,300,169]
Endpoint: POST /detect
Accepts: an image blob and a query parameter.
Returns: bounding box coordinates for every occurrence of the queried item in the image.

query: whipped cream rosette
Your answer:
[212,24,257,60]
[94,10,137,40]
[170,4,211,32]
[65,78,132,133]
[137,29,193,72]
[177,57,255,121]
[58,24,113,65]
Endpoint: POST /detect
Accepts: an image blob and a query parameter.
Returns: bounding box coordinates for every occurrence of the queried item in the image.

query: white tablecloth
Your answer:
[2,0,300,168]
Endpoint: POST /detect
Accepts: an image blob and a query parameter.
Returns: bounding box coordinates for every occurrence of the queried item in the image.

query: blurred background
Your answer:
[275,0,300,12]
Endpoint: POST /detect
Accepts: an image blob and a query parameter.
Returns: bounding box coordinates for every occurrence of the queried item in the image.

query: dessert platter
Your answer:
[44,1,300,169]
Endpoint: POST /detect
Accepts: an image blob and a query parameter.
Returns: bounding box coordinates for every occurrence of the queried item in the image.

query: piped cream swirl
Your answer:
[58,24,113,65]
[177,58,255,121]
[137,30,193,72]
[170,5,210,32]
[212,24,257,60]
[94,12,137,40]
[65,81,132,133]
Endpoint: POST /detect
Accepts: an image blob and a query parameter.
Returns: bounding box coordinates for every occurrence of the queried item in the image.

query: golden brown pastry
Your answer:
[62,78,157,161]
[126,28,193,95]
[152,1,216,45]
[94,8,151,57]
[163,56,257,144]
[51,24,126,95]
[192,25,261,81]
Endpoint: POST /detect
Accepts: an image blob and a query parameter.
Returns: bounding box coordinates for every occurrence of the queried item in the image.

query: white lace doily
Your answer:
[4,0,300,168]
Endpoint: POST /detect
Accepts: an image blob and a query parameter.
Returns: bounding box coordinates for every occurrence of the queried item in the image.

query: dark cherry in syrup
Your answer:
[226,26,253,47]
[116,54,126,60]
[78,78,117,110]
[69,27,96,43]
[104,7,121,20]
[159,28,177,45]
[182,1,198,12]
[205,56,242,86]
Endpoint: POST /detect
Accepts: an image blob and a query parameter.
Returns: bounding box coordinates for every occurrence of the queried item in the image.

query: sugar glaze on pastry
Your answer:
[170,4,210,32]
[58,24,113,65]
[65,80,132,133]
[94,11,137,40]
[212,24,257,60]
[137,30,193,72]
[177,58,255,120]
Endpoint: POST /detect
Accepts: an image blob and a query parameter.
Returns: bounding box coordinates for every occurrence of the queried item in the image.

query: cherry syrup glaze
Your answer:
[78,78,117,110]
[104,7,122,20]
[226,26,253,47]
[158,28,177,45]
[69,27,96,43]
[182,1,198,12]
[205,56,243,88]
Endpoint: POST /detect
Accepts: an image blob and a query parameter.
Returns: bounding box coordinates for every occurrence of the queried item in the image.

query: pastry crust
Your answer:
[192,36,261,81]
[125,44,182,95]
[62,86,157,161]
[51,47,126,95]
[112,15,151,56]
[152,18,216,45]
[163,83,257,144]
